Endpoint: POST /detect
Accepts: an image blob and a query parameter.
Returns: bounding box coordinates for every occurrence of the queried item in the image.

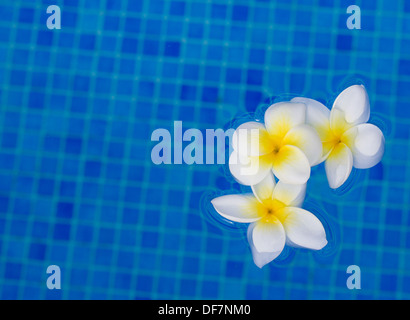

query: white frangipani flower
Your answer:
[292,85,385,189]
[229,102,323,186]
[211,173,328,268]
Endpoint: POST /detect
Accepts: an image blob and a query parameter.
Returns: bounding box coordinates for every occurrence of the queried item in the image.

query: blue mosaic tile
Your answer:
[0,0,408,300]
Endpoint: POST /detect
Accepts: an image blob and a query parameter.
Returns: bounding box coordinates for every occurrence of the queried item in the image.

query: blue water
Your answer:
[0,0,409,300]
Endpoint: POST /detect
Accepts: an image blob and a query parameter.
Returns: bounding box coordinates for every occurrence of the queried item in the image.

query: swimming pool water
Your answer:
[0,0,409,300]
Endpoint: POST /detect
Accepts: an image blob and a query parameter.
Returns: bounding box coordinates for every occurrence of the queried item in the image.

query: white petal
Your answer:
[272,181,306,208]
[330,107,353,136]
[325,143,353,189]
[347,124,385,169]
[252,219,286,253]
[229,151,272,186]
[264,102,306,138]
[283,124,323,166]
[272,145,311,185]
[332,85,370,125]
[280,207,328,250]
[211,194,260,223]
[251,171,276,203]
[247,223,283,268]
[292,97,332,163]
[291,97,330,129]
[232,122,273,157]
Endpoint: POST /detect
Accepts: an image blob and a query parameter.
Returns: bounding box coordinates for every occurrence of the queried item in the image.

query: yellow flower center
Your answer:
[326,125,356,153]
[255,198,287,224]
[272,142,281,155]
[322,109,357,154]
[266,135,284,157]
[330,133,345,148]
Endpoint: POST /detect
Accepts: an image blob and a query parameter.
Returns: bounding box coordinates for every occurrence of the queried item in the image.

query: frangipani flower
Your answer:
[292,85,385,189]
[229,102,323,186]
[211,173,328,268]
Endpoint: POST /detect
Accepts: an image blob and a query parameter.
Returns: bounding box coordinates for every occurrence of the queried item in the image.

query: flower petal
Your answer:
[291,97,331,132]
[330,107,353,137]
[345,123,385,169]
[251,171,276,204]
[279,207,328,250]
[232,122,273,157]
[322,141,336,162]
[283,124,323,166]
[247,222,283,268]
[211,194,260,223]
[332,85,370,126]
[264,102,306,138]
[325,143,353,189]
[291,97,332,163]
[252,219,286,253]
[272,181,306,208]
[272,145,311,184]
[229,151,272,186]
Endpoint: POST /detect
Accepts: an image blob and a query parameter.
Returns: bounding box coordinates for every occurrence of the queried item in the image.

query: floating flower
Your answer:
[292,85,385,189]
[211,173,327,268]
[229,102,323,186]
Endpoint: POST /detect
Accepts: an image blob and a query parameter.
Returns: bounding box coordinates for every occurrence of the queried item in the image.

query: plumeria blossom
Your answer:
[211,173,328,268]
[292,85,385,189]
[229,102,323,186]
